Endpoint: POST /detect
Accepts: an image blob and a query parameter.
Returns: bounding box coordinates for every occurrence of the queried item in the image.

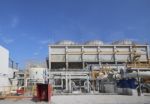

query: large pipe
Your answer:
[128,68,150,71]
[127,72,150,78]
[113,71,150,79]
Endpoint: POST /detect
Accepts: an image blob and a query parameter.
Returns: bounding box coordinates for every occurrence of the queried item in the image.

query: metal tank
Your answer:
[112,40,135,45]
[85,40,104,45]
[55,40,77,45]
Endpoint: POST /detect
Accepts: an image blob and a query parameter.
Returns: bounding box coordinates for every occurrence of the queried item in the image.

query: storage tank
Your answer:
[112,40,135,45]
[85,40,104,45]
[55,40,77,45]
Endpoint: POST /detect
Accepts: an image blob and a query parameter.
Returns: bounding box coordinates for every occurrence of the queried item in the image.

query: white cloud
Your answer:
[20,33,28,37]
[11,16,19,28]
[2,37,14,44]
[33,52,39,56]
[39,39,54,45]
[127,26,136,30]
[39,46,43,50]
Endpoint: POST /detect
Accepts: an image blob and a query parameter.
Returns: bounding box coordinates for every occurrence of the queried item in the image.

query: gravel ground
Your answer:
[0,95,150,104]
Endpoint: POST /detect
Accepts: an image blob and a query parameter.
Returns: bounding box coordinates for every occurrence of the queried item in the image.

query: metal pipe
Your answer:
[128,68,150,71]
[65,71,68,91]
[137,69,141,96]
[127,71,150,78]
[87,76,90,93]
[69,75,72,93]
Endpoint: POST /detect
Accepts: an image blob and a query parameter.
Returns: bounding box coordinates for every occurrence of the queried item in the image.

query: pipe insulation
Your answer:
[127,72,150,78]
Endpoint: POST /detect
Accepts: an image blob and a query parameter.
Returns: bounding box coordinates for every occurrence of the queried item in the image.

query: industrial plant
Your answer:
[48,40,150,95]
[0,39,150,102]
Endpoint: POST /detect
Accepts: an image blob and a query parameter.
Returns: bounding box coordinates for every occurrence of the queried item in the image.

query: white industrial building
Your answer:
[24,61,48,86]
[0,45,18,94]
[48,40,150,94]
[28,67,47,84]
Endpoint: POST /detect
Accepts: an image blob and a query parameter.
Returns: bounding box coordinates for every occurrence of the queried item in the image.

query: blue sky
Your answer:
[0,0,150,68]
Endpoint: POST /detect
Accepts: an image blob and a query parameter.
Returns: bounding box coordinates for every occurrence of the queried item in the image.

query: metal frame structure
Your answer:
[48,41,150,94]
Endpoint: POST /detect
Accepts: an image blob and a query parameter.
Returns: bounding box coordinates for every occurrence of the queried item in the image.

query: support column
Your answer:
[66,63,68,70]
[65,46,69,91]
[147,45,150,62]
[65,71,68,91]
[65,46,68,70]
[114,46,117,64]
[61,75,63,90]
[129,46,132,63]
[137,69,141,96]
[98,46,101,66]
[87,76,90,93]
[69,75,72,93]
[81,46,85,69]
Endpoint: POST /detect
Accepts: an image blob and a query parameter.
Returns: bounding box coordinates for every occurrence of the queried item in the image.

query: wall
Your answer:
[0,46,9,74]
[49,45,149,70]
[0,46,11,92]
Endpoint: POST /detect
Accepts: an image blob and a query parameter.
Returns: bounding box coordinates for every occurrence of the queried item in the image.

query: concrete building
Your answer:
[28,67,47,84]
[48,40,150,94]
[0,45,18,93]
[24,61,48,87]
